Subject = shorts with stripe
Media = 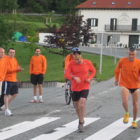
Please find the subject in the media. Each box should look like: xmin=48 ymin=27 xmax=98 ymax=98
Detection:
xmin=0 ymin=81 xmax=2 ymax=96
xmin=3 ymin=81 xmax=18 ymax=95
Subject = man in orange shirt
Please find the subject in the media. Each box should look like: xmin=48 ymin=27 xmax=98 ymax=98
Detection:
xmin=0 ymin=47 xmax=7 ymax=108
xmin=30 ymin=47 xmax=47 ymax=103
xmin=115 ymin=47 xmax=140 ymax=128
xmin=64 ymin=51 xmax=96 ymax=132
xmin=3 ymin=48 xmax=24 ymax=116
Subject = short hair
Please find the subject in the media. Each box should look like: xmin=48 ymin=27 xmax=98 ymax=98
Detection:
xmin=8 ymin=48 xmax=15 ymax=52
xmin=129 ymin=46 xmax=136 ymax=52
xmin=35 ymin=47 xmax=41 ymax=51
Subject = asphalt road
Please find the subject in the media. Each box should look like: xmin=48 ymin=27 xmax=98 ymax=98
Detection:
xmin=0 ymin=78 xmax=140 ymax=140
xmin=79 ymin=46 xmax=140 ymax=59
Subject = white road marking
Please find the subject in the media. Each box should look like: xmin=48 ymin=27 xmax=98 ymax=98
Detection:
xmin=30 ymin=118 xmax=100 ymax=140
xmin=0 ymin=117 xmax=60 ymax=140
xmin=84 ymin=118 xmax=140 ymax=140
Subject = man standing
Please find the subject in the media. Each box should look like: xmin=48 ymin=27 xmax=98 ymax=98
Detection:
xmin=30 ymin=47 xmax=47 ymax=103
xmin=115 ymin=47 xmax=140 ymax=128
xmin=64 ymin=51 xmax=96 ymax=132
xmin=3 ymin=48 xmax=24 ymax=116
xmin=0 ymin=47 xmax=7 ymax=108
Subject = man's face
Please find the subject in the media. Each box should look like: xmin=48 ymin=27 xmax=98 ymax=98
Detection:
xmin=9 ymin=49 xmax=15 ymax=58
xmin=127 ymin=51 xmax=137 ymax=61
xmin=0 ymin=48 xmax=5 ymax=59
xmin=35 ymin=49 xmax=41 ymax=56
xmin=74 ymin=54 xmax=83 ymax=64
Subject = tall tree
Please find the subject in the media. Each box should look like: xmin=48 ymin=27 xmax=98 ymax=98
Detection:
xmin=0 ymin=18 xmax=14 ymax=49
xmin=0 ymin=0 xmax=18 ymax=13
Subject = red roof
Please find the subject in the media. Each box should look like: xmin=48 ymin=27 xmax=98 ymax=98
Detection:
xmin=76 ymin=0 xmax=140 ymax=9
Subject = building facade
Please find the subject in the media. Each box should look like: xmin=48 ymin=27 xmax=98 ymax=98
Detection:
xmin=76 ymin=0 xmax=140 ymax=47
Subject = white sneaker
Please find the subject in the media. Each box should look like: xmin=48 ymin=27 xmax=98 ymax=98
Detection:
xmin=39 ymin=99 xmax=43 ymax=103
xmin=0 ymin=105 xmax=5 ymax=111
xmin=5 ymin=109 xmax=13 ymax=116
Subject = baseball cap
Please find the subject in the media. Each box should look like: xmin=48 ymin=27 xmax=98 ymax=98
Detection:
xmin=71 ymin=47 xmax=81 ymax=54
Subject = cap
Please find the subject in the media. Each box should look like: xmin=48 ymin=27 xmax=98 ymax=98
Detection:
xmin=71 ymin=47 xmax=81 ymax=54
xmin=72 ymin=47 xmax=80 ymax=52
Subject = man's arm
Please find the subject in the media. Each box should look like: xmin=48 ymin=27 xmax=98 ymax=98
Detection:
xmin=114 ymin=60 xmax=121 ymax=86
xmin=42 ymin=56 xmax=47 ymax=74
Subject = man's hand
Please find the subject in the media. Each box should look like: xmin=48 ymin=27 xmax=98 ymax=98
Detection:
xmin=17 ymin=66 xmax=24 ymax=71
xmin=115 ymin=81 xmax=118 ymax=86
xmin=74 ymin=77 xmax=81 ymax=83
xmin=86 ymin=78 xmax=91 ymax=83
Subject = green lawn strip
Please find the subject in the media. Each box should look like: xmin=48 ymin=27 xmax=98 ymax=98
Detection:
xmin=6 ymin=42 xmax=119 ymax=82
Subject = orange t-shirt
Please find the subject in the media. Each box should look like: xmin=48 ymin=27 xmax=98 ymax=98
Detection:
xmin=30 ymin=55 xmax=47 ymax=75
xmin=64 ymin=54 xmax=74 ymax=71
xmin=115 ymin=57 xmax=140 ymax=89
xmin=0 ymin=56 xmax=7 ymax=82
xmin=64 ymin=59 xmax=96 ymax=91
xmin=5 ymin=57 xmax=19 ymax=82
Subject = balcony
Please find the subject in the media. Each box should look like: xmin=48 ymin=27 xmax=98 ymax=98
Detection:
xmin=105 ymin=25 xmax=140 ymax=32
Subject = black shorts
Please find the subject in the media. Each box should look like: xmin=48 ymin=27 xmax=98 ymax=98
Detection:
xmin=3 ymin=81 xmax=18 ymax=95
xmin=31 ymin=74 xmax=44 ymax=85
xmin=71 ymin=90 xmax=89 ymax=102
xmin=127 ymin=88 xmax=139 ymax=94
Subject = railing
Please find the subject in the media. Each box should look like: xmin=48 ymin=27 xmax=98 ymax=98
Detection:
xmin=105 ymin=25 xmax=140 ymax=32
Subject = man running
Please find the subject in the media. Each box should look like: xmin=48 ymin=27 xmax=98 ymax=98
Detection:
xmin=115 ymin=46 xmax=140 ymax=128
xmin=64 ymin=51 xmax=96 ymax=132
xmin=3 ymin=48 xmax=24 ymax=116
xmin=30 ymin=47 xmax=47 ymax=103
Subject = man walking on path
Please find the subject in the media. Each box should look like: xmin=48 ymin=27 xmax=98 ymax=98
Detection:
xmin=64 ymin=51 xmax=96 ymax=132
xmin=115 ymin=47 xmax=140 ymax=128
xmin=3 ymin=48 xmax=24 ymax=116
xmin=0 ymin=47 xmax=7 ymax=108
xmin=30 ymin=47 xmax=47 ymax=103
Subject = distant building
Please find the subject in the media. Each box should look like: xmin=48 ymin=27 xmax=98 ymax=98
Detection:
xmin=76 ymin=0 xmax=140 ymax=48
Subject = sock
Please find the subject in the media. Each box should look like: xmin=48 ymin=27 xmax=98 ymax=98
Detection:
xmin=125 ymin=112 xmax=129 ymax=115
xmin=39 ymin=96 xmax=42 ymax=100
xmin=133 ymin=120 xmax=136 ymax=122
xmin=34 ymin=96 xmax=37 ymax=100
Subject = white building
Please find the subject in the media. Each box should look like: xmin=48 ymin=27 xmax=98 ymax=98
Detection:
xmin=76 ymin=0 xmax=140 ymax=47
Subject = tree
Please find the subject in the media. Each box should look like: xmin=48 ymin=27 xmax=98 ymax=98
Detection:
xmin=44 ymin=15 xmax=94 ymax=56
xmin=0 ymin=0 xmax=18 ymax=13
xmin=0 ymin=18 xmax=14 ymax=50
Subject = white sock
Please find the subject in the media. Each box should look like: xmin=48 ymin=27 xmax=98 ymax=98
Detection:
xmin=34 ymin=96 xmax=37 ymax=100
xmin=39 ymin=96 xmax=42 ymax=100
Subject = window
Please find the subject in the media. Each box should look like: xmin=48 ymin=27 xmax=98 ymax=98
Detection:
xmin=112 ymin=2 xmax=115 ymax=5
xmin=128 ymin=2 xmax=131 ymax=5
xmin=93 ymin=2 xmax=96 ymax=5
xmin=87 ymin=18 xmax=98 ymax=27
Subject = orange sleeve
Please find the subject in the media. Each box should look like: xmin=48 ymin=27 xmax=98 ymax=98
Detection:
xmin=42 ymin=56 xmax=47 ymax=75
xmin=115 ymin=60 xmax=122 ymax=82
xmin=64 ymin=55 xmax=71 ymax=70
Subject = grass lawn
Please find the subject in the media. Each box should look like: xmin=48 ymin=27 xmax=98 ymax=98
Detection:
xmin=5 ymin=42 xmax=119 ymax=82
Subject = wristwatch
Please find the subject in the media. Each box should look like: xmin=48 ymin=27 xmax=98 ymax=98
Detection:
xmin=72 ymin=76 xmax=75 ymax=79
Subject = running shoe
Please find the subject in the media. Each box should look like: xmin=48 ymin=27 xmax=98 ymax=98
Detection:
xmin=123 ymin=114 xmax=129 ymax=123
xmin=30 ymin=99 xmax=37 ymax=103
xmin=5 ymin=109 xmax=13 ymax=116
xmin=39 ymin=99 xmax=43 ymax=103
xmin=132 ymin=122 xmax=137 ymax=129
xmin=78 ymin=121 xmax=84 ymax=132
xmin=0 ymin=105 xmax=5 ymax=111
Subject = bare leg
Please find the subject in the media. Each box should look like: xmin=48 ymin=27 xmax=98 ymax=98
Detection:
xmin=74 ymin=98 xmax=86 ymax=123
xmin=33 ymin=85 xmax=37 ymax=96
xmin=121 ymin=87 xmax=129 ymax=112
xmin=132 ymin=89 xmax=139 ymax=120
xmin=4 ymin=95 xmax=9 ymax=110
xmin=39 ymin=84 xmax=42 ymax=96
xmin=8 ymin=94 xmax=18 ymax=103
